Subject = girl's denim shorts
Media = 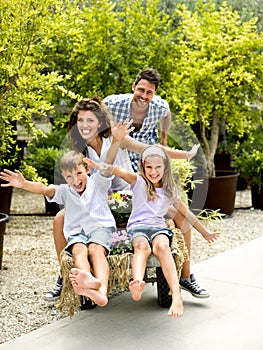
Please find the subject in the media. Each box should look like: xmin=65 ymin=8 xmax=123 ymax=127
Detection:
xmin=128 ymin=226 xmax=173 ymax=246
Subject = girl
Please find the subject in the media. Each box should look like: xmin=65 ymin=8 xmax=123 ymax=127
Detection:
xmin=79 ymin=145 xmax=220 ymax=317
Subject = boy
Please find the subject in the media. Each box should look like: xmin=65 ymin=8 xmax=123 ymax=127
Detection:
xmin=0 ymin=151 xmax=116 ymax=306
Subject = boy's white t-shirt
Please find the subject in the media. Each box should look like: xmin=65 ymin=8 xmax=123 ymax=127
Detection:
xmin=46 ymin=172 xmax=115 ymax=241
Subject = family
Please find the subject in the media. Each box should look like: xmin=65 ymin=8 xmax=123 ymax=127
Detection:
xmin=0 ymin=68 xmax=219 ymax=318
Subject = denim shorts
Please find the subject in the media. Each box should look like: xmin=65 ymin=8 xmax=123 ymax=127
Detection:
xmin=65 ymin=226 xmax=114 ymax=256
xmin=128 ymin=226 xmax=174 ymax=246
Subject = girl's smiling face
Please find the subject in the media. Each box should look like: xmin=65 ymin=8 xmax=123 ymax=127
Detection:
xmin=61 ymin=164 xmax=88 ymax=195
xmin=143 ymin=156 xmax=165 ymax=187
xmin=77 ymin=110 xmax=102 ymax=143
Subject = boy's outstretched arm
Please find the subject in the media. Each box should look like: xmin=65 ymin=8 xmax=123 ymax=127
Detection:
xmin=0 ymin=169 xmax=55 ymax=198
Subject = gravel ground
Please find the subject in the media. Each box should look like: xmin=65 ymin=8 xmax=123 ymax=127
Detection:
xmin=0 ymin=188 xmax=262 ymax=344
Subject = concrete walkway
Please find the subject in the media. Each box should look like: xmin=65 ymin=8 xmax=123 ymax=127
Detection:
xmin=1 ymin=236 xmax=263 ymax=350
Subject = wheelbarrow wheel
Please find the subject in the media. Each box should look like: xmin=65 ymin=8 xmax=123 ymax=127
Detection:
xmin=156 ymin=267 xmax=172 ymax=308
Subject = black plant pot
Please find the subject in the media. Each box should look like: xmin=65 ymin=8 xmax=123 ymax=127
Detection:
xmin=0 ymin=213 xmax=9 ymax=269
xmin=0 ymin=186 xmax=13 ymax=215
xmin=188 ymin=171 xmax=239 ymax=216
xmin=251 ymin=184 xmax=263 ymax=209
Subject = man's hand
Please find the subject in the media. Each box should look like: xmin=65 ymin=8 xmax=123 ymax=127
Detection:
xmin=0 ymin=169 xmax=26 ymax=188
xmin=187 ymin=144 xmax=200 ymax=159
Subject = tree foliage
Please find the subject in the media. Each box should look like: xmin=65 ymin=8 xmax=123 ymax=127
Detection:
xmin=1 ymin=0 xmax=262 ymax=179
xmin=0 ymin=0 xmax=65 ymax=165
xmin=166 ymin=1 xmax=263 ymax=176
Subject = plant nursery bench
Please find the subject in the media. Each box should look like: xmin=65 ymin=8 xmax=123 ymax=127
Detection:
xmin=56 ymin=220 xmax=188 ymax=318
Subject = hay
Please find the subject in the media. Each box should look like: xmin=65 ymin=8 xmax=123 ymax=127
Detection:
xmin=57 ymin=221 xmax=188 ymax=318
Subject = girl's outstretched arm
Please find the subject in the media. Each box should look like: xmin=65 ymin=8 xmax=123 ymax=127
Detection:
xmin=85 ymin=159 xmax=137 ymax=186
xmin=0 ymin=169 xmax=55 ymax=197
xmin=173 ymin=200 xmax=220 ymax=244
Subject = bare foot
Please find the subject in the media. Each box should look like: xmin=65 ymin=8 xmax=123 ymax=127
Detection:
xmin=73 ymin=284 xmax=108 ymax=307
xmin=167 ymin=294 xmax=183 ymax=318
xmin=129 ymin=280 xmax=145 ymax=301
xmin=69 ymin=268 xmax=101 ymax=290
xmin=69 ymin=268 xmax=108 ymax=307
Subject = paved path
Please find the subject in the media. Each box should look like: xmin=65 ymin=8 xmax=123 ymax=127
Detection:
xmin=1 ymin=236 xmax=263 ymax=350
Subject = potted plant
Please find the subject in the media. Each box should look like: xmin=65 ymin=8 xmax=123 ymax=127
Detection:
xmin=231 ymin=128 xmax=263 ymax=209
xmin=166 ymin=2 xmax=263 ymax=215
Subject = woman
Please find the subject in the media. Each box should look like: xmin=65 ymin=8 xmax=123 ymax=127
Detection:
xmin=44 ymin=96 xmax=199 ymax=302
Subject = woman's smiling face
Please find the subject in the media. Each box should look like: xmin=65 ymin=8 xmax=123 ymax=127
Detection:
xmin=77 ymin=110 xmax=102 ymax=143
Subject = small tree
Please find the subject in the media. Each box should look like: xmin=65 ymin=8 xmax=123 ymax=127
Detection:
xmin=167 ymin=1 xmax=263 ymax=177
xmin=0 ymin=0 xmax=65 ymax=167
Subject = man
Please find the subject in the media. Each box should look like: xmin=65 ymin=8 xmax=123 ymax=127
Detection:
xmin=104 ymin=68 xmax=210 ymax=299
xmin=104 ymin=68 xmax=171 ymax=171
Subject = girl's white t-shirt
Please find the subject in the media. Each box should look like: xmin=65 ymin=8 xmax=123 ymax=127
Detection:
xmin=127 ymin=174 xmax=179 ymax=230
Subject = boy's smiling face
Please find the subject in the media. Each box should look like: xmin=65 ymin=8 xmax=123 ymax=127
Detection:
xmin=61 ymin=164 xmax=88 ymax=194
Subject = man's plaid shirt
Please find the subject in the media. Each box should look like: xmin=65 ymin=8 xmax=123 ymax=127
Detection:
xmin=103 ymin=93 xmax=169 ymax=171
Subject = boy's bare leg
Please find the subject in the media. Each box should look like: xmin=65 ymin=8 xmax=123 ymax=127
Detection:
xmin=69 ymin=243 xmax=108 ymax=306
xmin=152 ymin=235 xmax=183 ymax=318
xmin=129 ymin=236 xmax=151 ymax=301
xmin=69 ymin=269 xmax=108 ymax=307
xmin=88 ymin=243 xmax=110 ymax=305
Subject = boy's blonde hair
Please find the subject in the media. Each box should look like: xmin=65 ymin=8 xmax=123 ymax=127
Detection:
xmin=138 ymin=145 xmax=178 ymax=202
xmin=59 ymin=151 xmax=88 ymax=172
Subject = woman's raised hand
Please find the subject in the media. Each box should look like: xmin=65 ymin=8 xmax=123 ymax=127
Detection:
xmin=110 ymin=120 xmax=135 ymax=142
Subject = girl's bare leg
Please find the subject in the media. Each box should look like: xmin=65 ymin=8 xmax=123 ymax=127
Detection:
xmin=152 ymin=235 xmax=183 ymax=318
xmin=129 ymin=236 xmax=151 ymax=301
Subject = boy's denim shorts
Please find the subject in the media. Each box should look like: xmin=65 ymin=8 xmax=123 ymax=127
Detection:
xmin=65 ymin=226 xmax=114 ymax=256
xmin=128 ymin=226 xmax=174 ymax=246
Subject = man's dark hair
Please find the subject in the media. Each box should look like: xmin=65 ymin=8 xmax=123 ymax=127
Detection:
xmin=134 ymin=68 xmax=161 ymax=90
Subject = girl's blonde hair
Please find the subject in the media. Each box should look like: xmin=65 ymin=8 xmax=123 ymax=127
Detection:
xmin=138 ymin=145 xmax=178 ymax=202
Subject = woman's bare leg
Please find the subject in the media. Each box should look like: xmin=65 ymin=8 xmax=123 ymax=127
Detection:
xmin=173 ymin=210 xmax=191 ymax=278
xmin=53 ymin=209 xmax=67 ymax=264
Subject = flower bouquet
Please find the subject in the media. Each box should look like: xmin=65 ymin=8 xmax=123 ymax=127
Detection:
xmin=108 ymin=190 xmax=132 ymax=226
xmin=109 ymin=230 xmax=133 ymax=255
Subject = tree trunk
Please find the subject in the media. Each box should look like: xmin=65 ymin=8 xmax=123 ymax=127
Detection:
xmin=201 ymin=113 xmax=220 ymax=177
